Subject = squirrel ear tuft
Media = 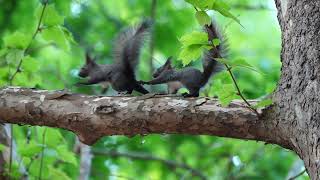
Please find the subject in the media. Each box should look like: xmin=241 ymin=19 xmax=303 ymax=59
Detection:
xmin=165 ymin=56 xmax=172 ymax=64
xmin=85 ymin=52 xmax=94 ymax=64
xmin=165 ymin=56 xmax=173 ymax=68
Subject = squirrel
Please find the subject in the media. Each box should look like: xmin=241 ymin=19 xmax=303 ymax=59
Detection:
xmin=76 ymin=20 xmax=151 ymax=94
xmin=139 ymin=21 xmax=228 ymax=97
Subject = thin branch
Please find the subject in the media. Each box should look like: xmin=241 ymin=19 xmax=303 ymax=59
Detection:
xmin=38 ymin=128 xmax=47 ymax=180
xmin=288 ymin=169 xmax=306 ymax=180
xmin=7 ymin=2 xmax=48 ymax=177
xmin=9 ymin=1 xmax=48 ymax=85
xmin=193 ymin=8 xmax=259 ymax=116
xmin=231 ymin=3 xmax=274 ymax=11
xmin=92 ymin=149 xmax=207 ymax=180
xmin=8 ymin=124 xmax=13 ymax=179
xmin=224 ymin=64 xmax=259 ymax=116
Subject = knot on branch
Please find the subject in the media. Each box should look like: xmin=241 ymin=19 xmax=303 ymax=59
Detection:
xmin=95 ymin=105 xmax=116 ymax=114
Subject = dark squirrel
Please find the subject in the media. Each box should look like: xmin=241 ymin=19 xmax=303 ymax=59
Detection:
xmin=139 ymin=21 xmax=228 ymax=97
xmin=77 ymin=20 xmax=151 ymax=94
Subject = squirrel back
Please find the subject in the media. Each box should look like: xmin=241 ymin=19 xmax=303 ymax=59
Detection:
xmin=141 ymin=21 xmax=227 ymax=97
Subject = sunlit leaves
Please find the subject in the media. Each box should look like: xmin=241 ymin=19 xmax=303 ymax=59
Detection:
xmin=215 ymin=58 xmax=261 ymax=73
xmin=22 ymin=56 xmax=40 ymax=72
xmin=18 ymin=141 xmax=43 ymax=157
xmin=6 ymin=49 xmax=24 ymax=65
xmin=179 ymin=31 xmax=208 ymax=46
xmin=3 ymin=32 xmax=31 ymax=49
xmin=42 ymin=26 xmax=71 ymax=51
xmin=37 ymin=4 xmax=65 ymax=26
xmin=178 ymin=31 xmax=209 ymax=65
xmin=49 ymin=167 xmax=72 ymax=180
xmin=195 ymin=10 xmax=211 ymax=25
xmin=36 ymin=4 xmax=74 ymax=51
xmin=253 ymin=99 xmax=273 ymax=108
xmin=0 ymin=144 xmax=6 ymax=152
xmin=56 ymin=145 xmax=78 ymax=166
xmin=185 ymin=0 xmax=241 ymax=26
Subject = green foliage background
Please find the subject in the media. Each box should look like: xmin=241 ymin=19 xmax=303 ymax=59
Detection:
xmin=0 ymin=0 xmax=308 ymax=179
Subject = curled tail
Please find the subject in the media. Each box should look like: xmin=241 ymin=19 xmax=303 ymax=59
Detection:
xmin=113 ymin=20 xmax=152 ymax=77
xmin=201 ymin=21 xmax=228 ymax=86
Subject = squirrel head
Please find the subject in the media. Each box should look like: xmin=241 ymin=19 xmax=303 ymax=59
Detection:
xmin=153 ymin=56 xmax=173 ymax=78
xmin=78 ymin=52 xmax=97 ymax=78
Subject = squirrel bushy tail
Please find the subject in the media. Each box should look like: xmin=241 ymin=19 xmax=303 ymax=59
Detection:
xmin=201 ymin=21 xmax=228 ymax=86
xmin=113 ymin=20 xmax=152 ymax=76
xmin=77 ymin=20 xmax=151 ymax=94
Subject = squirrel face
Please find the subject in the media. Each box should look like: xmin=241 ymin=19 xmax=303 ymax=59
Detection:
xmin=153 ymin=56 xmax=173 ymax=78
xmin=78 ymin=53 xmax=97 ymax=78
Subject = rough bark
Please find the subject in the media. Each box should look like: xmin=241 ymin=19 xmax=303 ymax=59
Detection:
xmin=0 ymin=87 xmax=289 ymax=149
xmin=273 ymin=0 xmax=320 ymax=179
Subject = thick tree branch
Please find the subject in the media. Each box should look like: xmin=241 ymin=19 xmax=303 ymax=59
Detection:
xmin=0 ymin=87 xmax=290 ymax=149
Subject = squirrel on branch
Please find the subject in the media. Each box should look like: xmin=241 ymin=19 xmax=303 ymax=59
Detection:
xmin=76 ymin=20 xmax=151 ymax=94
xmin=139 ymin=21 xmax=228 ymax=97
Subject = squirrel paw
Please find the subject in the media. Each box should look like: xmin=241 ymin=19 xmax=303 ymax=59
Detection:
xmin=138 ymin=80 xmax=148 ymax=85
xmin=182 ymin=93 xmax=199 ymax=98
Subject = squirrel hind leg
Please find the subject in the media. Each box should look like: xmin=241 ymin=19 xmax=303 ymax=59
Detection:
xmin=133 ymin=83 xmax=149 ymax=94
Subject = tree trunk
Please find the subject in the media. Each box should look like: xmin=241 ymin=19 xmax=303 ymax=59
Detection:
xmin=273 ymin=0 xmax=320 ymax=179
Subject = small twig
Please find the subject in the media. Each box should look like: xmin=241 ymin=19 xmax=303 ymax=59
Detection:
xmin=288 ymin=169 xmax=306 ymax=180
xmin=207 ymin=36 xmax=259 ymax=116
xmin=224 ymin=64 xmax=259 ymax=116
xmin=8 ymin=125 xmax=13 ymax=180
xmin=7 ymin=2 xmax=48 ymax=177
xmin=9 ymin=1 xmax=48 ymax=85
xmin=38 ymin=128 xmax=47 ymax=180
xmin=93 ymin=149 xmax=207 ymax=180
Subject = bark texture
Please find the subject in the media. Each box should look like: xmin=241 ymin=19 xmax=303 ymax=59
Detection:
xmin=0 ymin=87 xmax=287 ymax=148
xmin=273 ymin=0 xmax=320 ymax=179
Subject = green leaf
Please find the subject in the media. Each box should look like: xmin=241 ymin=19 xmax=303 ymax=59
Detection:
xmin=18 ymin=141 xmax=43 ymax=157
xmin=217 ymin=84 xmax=237 ymax=106
xmin=42 ymin=26 xmax=70 ymax=51
xmin=215 ymin=58 xmax=261 ymax=73
xmin=253 ymin=99 xmax=273 ymax=109
xmin=49 ymin=167 xmax=72 ymax=180
xmin=195 ymin=11 xmax=211 ymax=26
xmin=22 ymin=56 xmax=40 ymax=72
xmin=179 ymin=31 xmax=208 ymax=47
xmin=179 ymin=44 xmax=203 ymax=66
xmin=45 ymin=129 xmax=65 ymax=148
xmin=0 ymin=144 xmax=6 ymax=152
xmin=185 ymin=0 xmax=212 ymax=10
xmin=210 ymin=0 xmax=242 ymax=26
xmin=0 ymin=48 xmax=8 ymax=57
xmin=212 ymin=38 xmax=220 ymax=46
xmin=61 ymin=26 xmax=76 ymax=44
xmin=56 ymin=145 xmax=77 ymax=166
xmin=37 ymin=4 xmax=64 ymax=26
xmin=3 ymin=31 xmax=31 ymax=49
xmin=6 ymin=49 xmax=24 ymax=65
